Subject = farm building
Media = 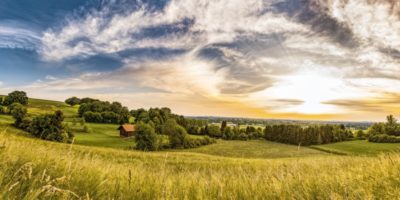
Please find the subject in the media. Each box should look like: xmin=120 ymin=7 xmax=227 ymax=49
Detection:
xmin=118 ymin=124 xmax=136 ymax=137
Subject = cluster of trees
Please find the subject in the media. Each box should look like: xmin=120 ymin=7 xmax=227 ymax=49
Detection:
xmin=199 ymin=123 xmax=264 ymax=140
xmin=131 ymin=107 xmax=187 ymax=133
xmin=4 ymin=91 xmax=74 ymax=143
xmin=65 ymin=97 xmax=99 ymax=106
xmin=134 ymin=119 xmax=215 ymax=151
xmin=264 ymin=124 xmax=353 ymax=146
xmin=0 ymin=91 xmax=29 ymax=106
xmin=367 ymin=115 xmax=400 ymax=143
xmin=76 ymin=99 xmax=130 ymax=124
xmin=0 ymin=91 xmax=29 ymax=114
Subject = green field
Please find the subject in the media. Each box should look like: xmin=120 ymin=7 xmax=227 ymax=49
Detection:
xmin=312 ymin=140 xmax=400 ymax=155
xmin=1 ymin=98 xmax=400 ymax=199
xmin=184 ymin=139 xmax=328 ymax=159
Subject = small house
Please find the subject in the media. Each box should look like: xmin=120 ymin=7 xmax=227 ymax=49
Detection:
xmin=118 ymin=124 xmax=136 ymax=137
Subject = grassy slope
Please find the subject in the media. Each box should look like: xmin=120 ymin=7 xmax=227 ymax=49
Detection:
xmin=184 ymin=140 xmax=328 ymax=159
xmin=72 ymin=123 xmax=134 ymax=149
xmin=312 ymin=140 xmax=400 ymax=155
xmin=1 ymin=126 xmax=400 ymax=199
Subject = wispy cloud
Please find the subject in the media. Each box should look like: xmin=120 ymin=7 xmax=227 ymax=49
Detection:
xmin=1 ymin=0 xmax=399 ymax=120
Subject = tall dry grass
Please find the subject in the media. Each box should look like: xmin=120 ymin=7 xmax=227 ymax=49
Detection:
xmin=1 ymin=126 xmax=400 ymax=199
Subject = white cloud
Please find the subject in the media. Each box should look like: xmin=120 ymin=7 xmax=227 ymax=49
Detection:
xmin=0 ymin=24 xmax=41 ymax=50
xmin=39 ymin=0 xmax=308 ymax=61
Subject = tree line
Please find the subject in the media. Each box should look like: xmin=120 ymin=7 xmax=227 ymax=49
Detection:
xmin=68 ymin=97 xmax=131 ymax=124
xmin=264 ymin=124 xmax=353 ymax=146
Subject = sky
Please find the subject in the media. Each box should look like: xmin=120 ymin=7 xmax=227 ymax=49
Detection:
xmin=0 ymin=0 xmax=399 ymax=121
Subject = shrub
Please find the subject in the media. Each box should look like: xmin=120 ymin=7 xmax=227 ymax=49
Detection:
xmin=65 ymin=97 xmax=81 ymax=106
xmin=135 ymin=122 xmax=159 ymax=151
xmin=0 ymin=105 xmax=5 ymax=114
xmin=3 ymin=91 xmax=28 ymax=106
xmin=183 ymin=136 xmax=216 ymax=149
xmin=207 ymin=125 xmax=222 ymax=138
xmin=28 ymin=110 xmax=74 ymax=143
xmin=10 ymin=103 xmax=27 ymax=128
xmin=368 ymin=134 xmax=400 ymax=143
xmin=169 ymin=125 xmax=188 ymax=149
xmin=83 ymin=112 xmax=103 ymax=123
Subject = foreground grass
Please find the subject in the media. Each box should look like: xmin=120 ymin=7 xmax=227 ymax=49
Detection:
xmin=184 ymin=140 xmax=328 ymax=159
xmin=312 ymin=140 xmax=400 ymax=155
xmin=1 ymin=125 xmax=400 ymax=199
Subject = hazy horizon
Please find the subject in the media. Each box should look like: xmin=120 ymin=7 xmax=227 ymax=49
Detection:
xmin=1 ymin=0 xmax=399 ymax=121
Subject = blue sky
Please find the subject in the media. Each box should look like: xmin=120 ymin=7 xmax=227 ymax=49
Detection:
xmin=0 ymin=0 xmax=399 ymax=121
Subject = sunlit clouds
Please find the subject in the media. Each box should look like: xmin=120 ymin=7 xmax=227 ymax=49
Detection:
xmin=1 ymin=0 xmax=400 ymax=121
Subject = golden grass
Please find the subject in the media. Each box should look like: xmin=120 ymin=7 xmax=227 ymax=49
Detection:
xmin=1 ymin=126 xmax=400 ymax=199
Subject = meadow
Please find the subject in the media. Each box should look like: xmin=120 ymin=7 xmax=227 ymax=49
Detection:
xmin=1 ymin=98 xmax=400 ymax=199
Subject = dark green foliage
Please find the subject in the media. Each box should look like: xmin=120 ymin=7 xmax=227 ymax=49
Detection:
xmin=28 ymin=110 xmax=74 ymax=143
xmin=79 ymin=97 xmax=99 ymax=104
xmin=183 ymin=136 xmax=216 ymax=148
xmin=135 ymin=122 xmax=158 ymax=151
xmin=10 ymin=103 xmax=27 ymax=127
xmin=79 ymin=100 xmax=130 ymax=124
xmin=221 ymin=121 xmax=227 ymax=132
xmin=131 ymin=107 xmax=192 ymax=134
xmin=0 ymin=105 xmax=5 ymax=114
xmin=65 ymin=97 xmax=81 ymax=106
xmin=207 ymin=125 xmax=222 ymax=138
xmin=367 ymin=115 xmax=400 ymax=143
xmin=162 ymin=119 xmax=187 ymax=149
xmin=368 ymin=123 xmax=386 ymax=136
xmin=83 ymin=111 xmax=103 ymax=122
xmin=356 ymin=130 xmax=366 ymax=139
xmin=3 ymin=91 xmax=28 ymax=106
xmin=169 ymin=125 xmax=188 ymax=149
xmin=368 ymin=115 xmax=400 ymax=143
xmin=368 ymin=134 xmax=400 ymax=143
xmin=264 ymin=124 xmax=351 ymax=146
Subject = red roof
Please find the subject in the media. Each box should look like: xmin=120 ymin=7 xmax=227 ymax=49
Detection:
xmin=119 ymin=124 xmax=135 ymax=132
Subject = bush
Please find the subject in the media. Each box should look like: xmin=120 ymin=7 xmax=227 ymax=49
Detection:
xmin=368 ymin=134 xmax=400 ymax=143
xmin=135 ymin=122 xmax=159 ymax=151
xmin=183 ymin=136 xmax=216 ymax=149
xmin=83 ymin=112 xmax=103 ymax=123
xmin=65 ymin=97 xmax=81 ymax=106
xmin=28 ymin=110 xmax=74 ymax=143
xmin=207 ymin=125 xmax=222 ymax=138
xmin=0 ymin=105 xmax=5 ymax=114
xmin=10 ymin=103 xmax=27 ymax=128
xmin=3 ymin=91 xmax=28 ymax=106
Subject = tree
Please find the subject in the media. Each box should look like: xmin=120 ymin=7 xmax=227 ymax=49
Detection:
xmin=356 ymin=130 xmax=364 ymax=138
xmin=385 ymin=115 xmax=399 ymax=136
xmin=10 ymin=103 xmax=27 ymax=127
xmin=135 ymin=122 xmax=158 ymax=151
xmin=3 ymin=91 xmax=28 ymax=106
xmin=368 ymin=123 xmax=386 ymax=136
xmin=169 ymin=125 xmax=187 ymax=149
xmin=65 ymin=97 xmax=81 ymax=106
xmin=221 ymin=121 xmax=227 ymax=132
xmin=28 ymin=110 xmax=73 ymax=143
xmin=207 ymin=125 xmax=222 ymax=138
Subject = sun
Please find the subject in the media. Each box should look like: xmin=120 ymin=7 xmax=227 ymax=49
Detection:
xmin=252 ymin=63 xmax=365 ymax=115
